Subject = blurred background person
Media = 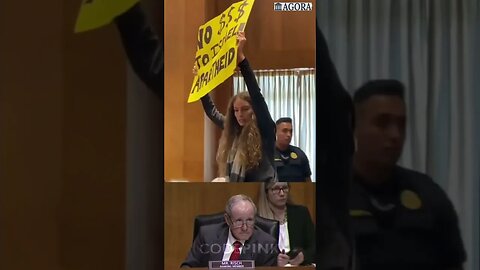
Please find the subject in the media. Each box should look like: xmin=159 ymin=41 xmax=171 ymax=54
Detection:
xmin=350 ymin=80 xmax=466 ymax=270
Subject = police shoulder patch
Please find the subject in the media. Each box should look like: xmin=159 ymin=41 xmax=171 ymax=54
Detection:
xmin=400 ymin=190 xmax=422 ymax=210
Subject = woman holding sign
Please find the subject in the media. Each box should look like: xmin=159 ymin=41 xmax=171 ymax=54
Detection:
xmin=198 ymin=32 xmax=276 ymax=182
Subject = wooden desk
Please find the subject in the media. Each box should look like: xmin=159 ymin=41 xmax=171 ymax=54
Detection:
xmin=181 ymin=267 xmax=315 ymax=270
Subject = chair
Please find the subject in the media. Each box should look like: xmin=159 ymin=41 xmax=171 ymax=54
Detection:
xmin=192 ymin=212 xmax=279 ymax=243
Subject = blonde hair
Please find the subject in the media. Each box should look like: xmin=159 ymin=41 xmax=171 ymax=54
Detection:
xmin=257 ymin=182 xmax=293 ymax=220
xmin=216 ymin=92 xmax=262 ymax=176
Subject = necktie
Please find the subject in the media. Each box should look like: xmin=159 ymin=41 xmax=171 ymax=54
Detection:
xmin=229 ymin=241 xmax=242 ymax=261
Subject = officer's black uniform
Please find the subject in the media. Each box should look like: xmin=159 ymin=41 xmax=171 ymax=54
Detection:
xmin=349 ymin=166 xmax=466 ymax=270
xmin=274 ymin=145 xmax=311 ymax=182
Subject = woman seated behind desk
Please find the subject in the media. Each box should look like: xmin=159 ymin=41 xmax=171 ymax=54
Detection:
xmin=257 ymin=182 xmax=315 ymax=266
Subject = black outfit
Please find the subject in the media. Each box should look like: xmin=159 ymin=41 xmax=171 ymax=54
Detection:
xmin=315 ymin=19 xmax=355 ymax=270
xmin=115 ymin=4 xmax=165 ymax=182
xmin=285 ymin=204 xmax=316 ymax=265
xmin=181 ymin=223 xmax=279 ymax=268
xmin=115 ymin=5 xmax=166 ymax=265
xmin=350 ymin=166 xmax=466 ymax=270
xmin=274 ymin=145 xmax=311 ymax=182
xmin=201 ymin=58 xmax=276 ymax=182
xmin=115 ymin=3 xmax=164 ymax=95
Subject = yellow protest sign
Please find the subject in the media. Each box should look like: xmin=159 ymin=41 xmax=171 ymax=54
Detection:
xmin=74 ymin=0 xmax=139 ymax=33
xmin=188 ymin=0 xmax=255 ymax=103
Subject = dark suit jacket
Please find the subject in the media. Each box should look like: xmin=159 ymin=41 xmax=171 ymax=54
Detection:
xmin=286 ymin=204 xmax=316 ymax=265
xmin=181 ymin=223 xmax=279 ymax=268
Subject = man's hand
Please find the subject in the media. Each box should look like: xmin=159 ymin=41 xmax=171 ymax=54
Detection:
xmin=236 ymin=31 xmax=246 ymax=64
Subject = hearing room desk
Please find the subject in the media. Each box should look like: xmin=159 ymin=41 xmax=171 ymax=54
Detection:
xmin=179 ymin=267 xmax=315 ymax=269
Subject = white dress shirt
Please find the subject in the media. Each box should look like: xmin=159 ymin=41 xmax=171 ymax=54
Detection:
xmin=278 ymin=222 xmax=291 ymax=253
xmin=222 ymin=229 xmax=246 ymax=261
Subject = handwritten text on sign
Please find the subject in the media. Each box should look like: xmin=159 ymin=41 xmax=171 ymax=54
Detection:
xmin=188 ymin=0 xmax=255 ymax=103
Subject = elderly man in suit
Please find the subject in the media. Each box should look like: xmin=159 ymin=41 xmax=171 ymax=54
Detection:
xmin=181 ymin=195 xmax=280 ymax=267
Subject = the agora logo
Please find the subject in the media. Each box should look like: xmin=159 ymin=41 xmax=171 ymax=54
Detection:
xmin=273 ymin=2 xmax=313 ymax=11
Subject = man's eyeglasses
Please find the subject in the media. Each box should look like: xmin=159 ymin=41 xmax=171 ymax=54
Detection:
xmin=228 ymin=216 xmax=255 ymax=228
xmin=269 ymin=186 xmax=289 ymax=194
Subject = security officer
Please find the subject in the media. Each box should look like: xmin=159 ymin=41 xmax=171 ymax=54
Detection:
xmin=350 ymin=80 xmax=466 ymax=270
xmin=274 ymin=117 xmax=312 ymax=182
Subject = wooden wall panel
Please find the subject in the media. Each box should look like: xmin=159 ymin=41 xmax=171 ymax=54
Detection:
xmin=0 ymin=0 xmax=127 ymax=269
xmin=165 ymin=0 xmax=206 ymax=181
xmin=0 ymin=0 xmax=64 ymax=269
xmin=213 ymin=0 xmax=316 ymax=69
xmin=164 ymin=183 xmax=316 ymax=269
xmin=57 ymin=1 xmax=127 ymax=269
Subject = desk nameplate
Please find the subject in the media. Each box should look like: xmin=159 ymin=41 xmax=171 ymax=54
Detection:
xmin=208 ymin=260 xmax=255 ymax=269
